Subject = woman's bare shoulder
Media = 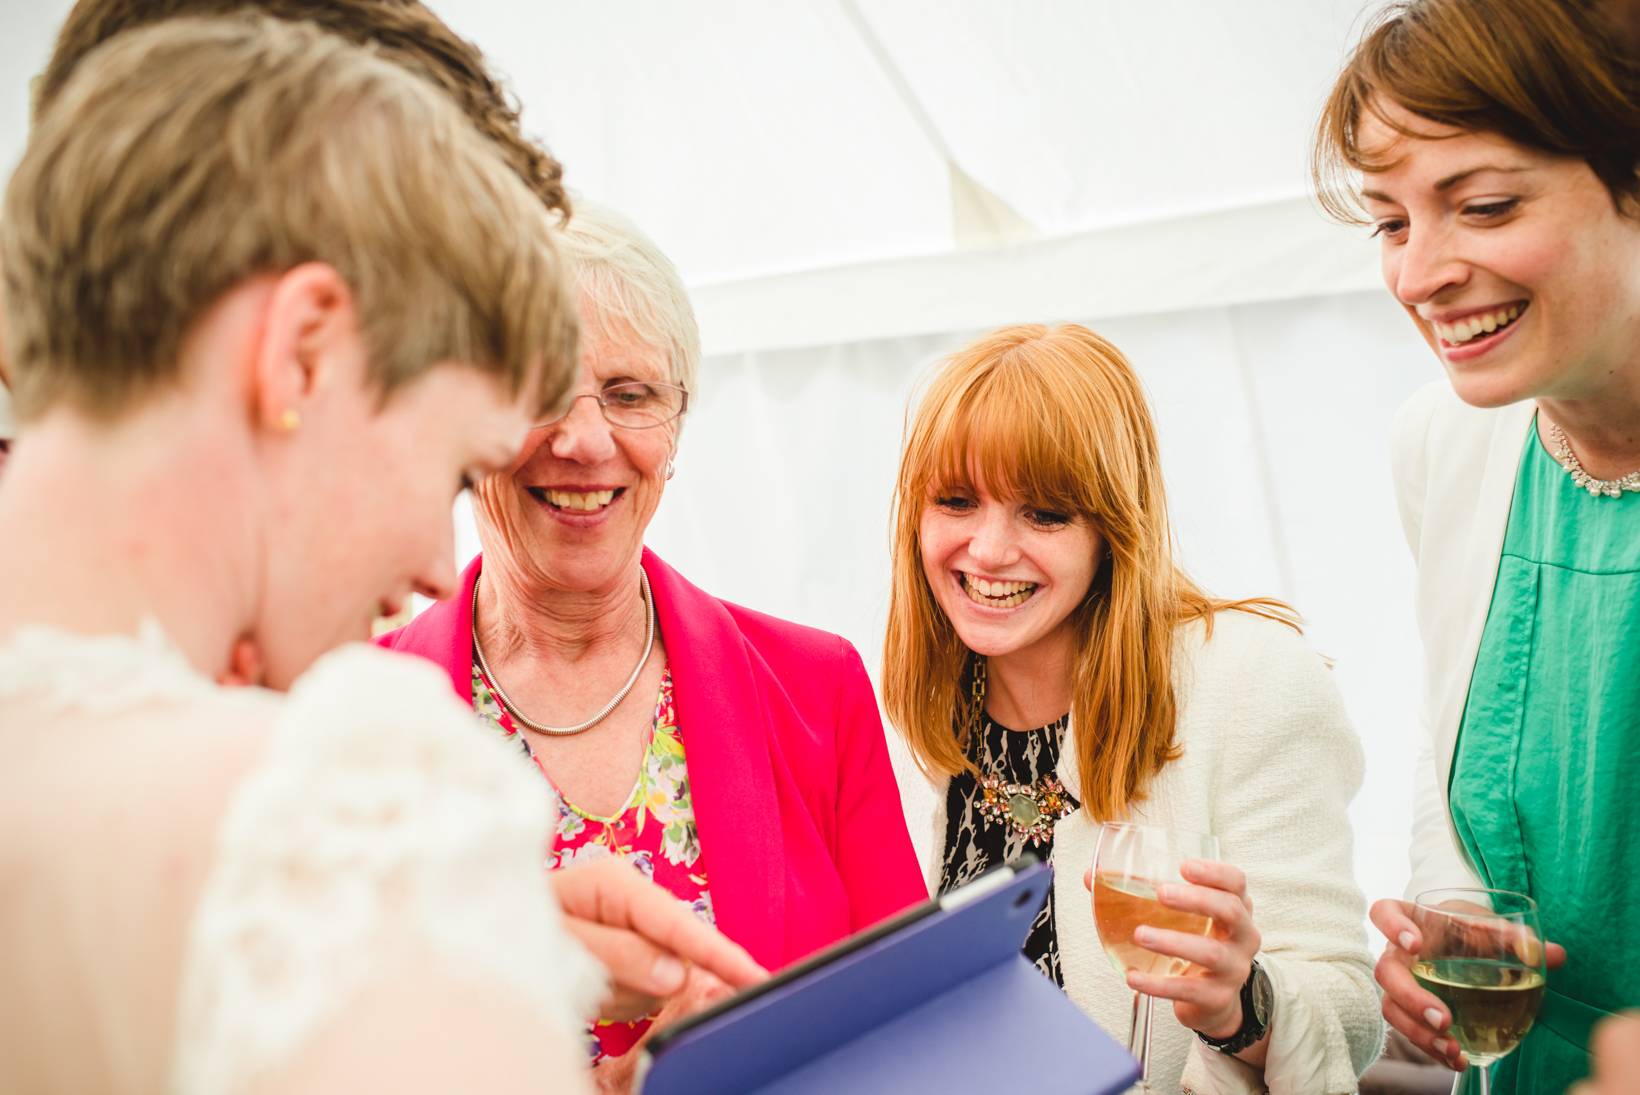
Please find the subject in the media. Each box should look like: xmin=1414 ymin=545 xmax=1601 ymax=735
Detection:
xmin=0 ymin=628 xmax=281 ymax=857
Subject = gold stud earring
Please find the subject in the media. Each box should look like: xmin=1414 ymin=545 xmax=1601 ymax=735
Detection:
xmin=280 ymin=409 xmax=301 ymax=431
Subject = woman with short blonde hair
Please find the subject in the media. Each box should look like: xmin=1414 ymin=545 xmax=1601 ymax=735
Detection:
xmin=885 ymin=323 xmax=1380 ymax=1094
xmin=378 ymin=200 xmax=925 ymax=1086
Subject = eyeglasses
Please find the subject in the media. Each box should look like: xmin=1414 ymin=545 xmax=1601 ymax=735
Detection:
xmin=535 ymin=381 xmax=690 ymax=431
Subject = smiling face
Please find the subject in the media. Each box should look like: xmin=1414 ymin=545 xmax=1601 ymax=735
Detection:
xmin=1359 ymin=101 xmax=1640 ymax=408
xmin=473 ymin=303 xmax=678 ymax=595
xmin=259 ymin=357 xmax=535 ymax=688
xmin=918 ymin=473 xmax=1103 ymax=662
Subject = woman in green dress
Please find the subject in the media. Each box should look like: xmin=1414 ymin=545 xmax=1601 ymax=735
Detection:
xmin=1314 ymin=1 xmax=1640 ymax=1091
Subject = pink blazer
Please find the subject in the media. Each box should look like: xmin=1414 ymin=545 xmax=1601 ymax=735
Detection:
xmin=375 ymin=548 xmax=927 ymax=970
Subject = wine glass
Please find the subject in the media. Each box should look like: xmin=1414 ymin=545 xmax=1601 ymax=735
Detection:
xmin=1092 ymin=822 xmax=1221 ymax=1091
xmin=1412 ymin=888 xmax=1546 ymax=1095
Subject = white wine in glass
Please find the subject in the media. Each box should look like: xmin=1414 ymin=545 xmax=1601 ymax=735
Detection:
xmin=1093 ymin=873 xmax=1215 ymax=978
xmin=1412 ymin=888 xmax=1547 ymax=1093
xmin=1092 ymin=823 xmax=1220 ymax=1092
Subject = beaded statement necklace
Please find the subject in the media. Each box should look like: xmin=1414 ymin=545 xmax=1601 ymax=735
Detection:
xmin=1547 ymin=420 xmax=1640 ymax=498
xmin=967 ymin=657 xmax=1075 ymax=847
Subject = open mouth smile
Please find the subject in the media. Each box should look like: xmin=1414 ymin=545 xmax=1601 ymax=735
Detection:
xmin=526 ymin=486 xmax=626 ymax=513
xmin=961 ymin=572 xmax=1038 ymax=608
xmin=1433 ymin=303 xmax=1526 ymax=350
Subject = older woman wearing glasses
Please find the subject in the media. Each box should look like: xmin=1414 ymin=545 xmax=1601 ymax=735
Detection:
xmin=377 ymin=202 xmax=925 ymax=1084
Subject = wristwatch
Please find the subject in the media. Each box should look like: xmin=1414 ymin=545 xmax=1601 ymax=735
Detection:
xmin=1197 ymin=959 xmax=1273 ymax=1056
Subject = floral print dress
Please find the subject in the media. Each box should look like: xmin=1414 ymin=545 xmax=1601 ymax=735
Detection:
xmin=472 ymin=661 xmax=711 ymax=1063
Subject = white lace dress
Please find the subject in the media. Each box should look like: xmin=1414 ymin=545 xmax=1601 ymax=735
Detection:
xmin=0 ymin=625 xmax=603 ymax=1095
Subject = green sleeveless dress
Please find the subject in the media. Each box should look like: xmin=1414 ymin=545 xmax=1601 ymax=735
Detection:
xmin=1448 ymin=419 xmax=1640 ymax=1093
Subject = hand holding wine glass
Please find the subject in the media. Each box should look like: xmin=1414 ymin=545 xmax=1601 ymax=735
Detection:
xmin=1123 ymin=858 xmax=1263 ymax=1041
xmin=1092 ymin=823 xmax=1265 ymax=1087
xmin=1406 ymin=888 xmax=1548 ymax=1094
xmin=1370 ymin=894 xmax=1565 ymax=1072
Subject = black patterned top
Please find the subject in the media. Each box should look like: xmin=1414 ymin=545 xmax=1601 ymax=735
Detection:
xmin=937 ymin=710 xmax=1077 ymax=984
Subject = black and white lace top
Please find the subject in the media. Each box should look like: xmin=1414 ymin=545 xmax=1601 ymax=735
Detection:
xmin=936 ymin=710 xmax=1077 ymax=984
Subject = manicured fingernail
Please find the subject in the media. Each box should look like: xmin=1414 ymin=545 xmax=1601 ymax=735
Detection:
xmin=1135 ymin=927 xmax=1155 ymax=945
xmin=651 ymin=955 xmax=685 ymax=992
xmin=1424 ymin=1007 xmax=1445 ymax=1030
xmin=1433 ymin=1038 xmax=1450 ymax=1056
xmin=1157 ymin=885 xmax=1175 ymax=902
xmin=1399 ymin=931 xmax=1415 ymax=951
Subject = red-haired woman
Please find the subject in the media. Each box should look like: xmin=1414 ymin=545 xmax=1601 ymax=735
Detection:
xmin=883 ymin=324 xmax=1380 ymax=1095
xmin=1314 ymin=2 xmax=1640 ymax=1090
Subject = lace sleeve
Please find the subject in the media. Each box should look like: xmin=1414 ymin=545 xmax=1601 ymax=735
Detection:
xmin=169 ymin=643 xmax=605 ymax=1095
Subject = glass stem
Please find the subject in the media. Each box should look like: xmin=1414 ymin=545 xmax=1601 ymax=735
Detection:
xmin=1129 ymin=992 xmax=1155 ymax=1090
xmin=1451 ymin=1065 xmax=1489 ymax=1095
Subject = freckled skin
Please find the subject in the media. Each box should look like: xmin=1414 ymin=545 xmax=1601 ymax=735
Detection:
xmin=1358 ymin=103 xmax=1640 ymax=479
xmin=917 ymin=475 xmax=1100 ymax=732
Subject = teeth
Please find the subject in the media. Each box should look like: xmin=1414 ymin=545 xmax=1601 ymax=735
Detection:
xmin=1436 ymin=306 xmax=1522 ymax=345
xmin=962 ymin=574 xmax=1037 ymax=606
xmin=546 ymin=489 xmax=615 ymax=511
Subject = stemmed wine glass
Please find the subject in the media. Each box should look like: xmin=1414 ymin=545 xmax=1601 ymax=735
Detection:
xmin=1092 ymin=822 xmax=1221 ymax=1092
xmin=1412 ymin=888 xmax=1546 ymax=1095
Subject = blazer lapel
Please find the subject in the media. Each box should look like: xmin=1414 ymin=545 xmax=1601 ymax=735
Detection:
xmin=1433 ymin=403 xmax=1535 ymax=801
xmin=641 ymin=549 xmax=786 ymax=969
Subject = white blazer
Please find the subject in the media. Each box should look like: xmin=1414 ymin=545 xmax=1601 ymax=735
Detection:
xmin=919 ymin=610 xmax=1381 ymax=1095
xmin=1389 ymin=381 xmax=1536 ymax=900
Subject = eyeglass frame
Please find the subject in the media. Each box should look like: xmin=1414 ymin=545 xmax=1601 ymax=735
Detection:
xmin=533 ymin=380 xmax=690 ymax=431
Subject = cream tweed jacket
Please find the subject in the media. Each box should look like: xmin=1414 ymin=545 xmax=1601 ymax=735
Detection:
xmin=916 ymin=610 xmax=1382 ymax=1094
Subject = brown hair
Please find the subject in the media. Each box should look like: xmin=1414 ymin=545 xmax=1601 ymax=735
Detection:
xmin=1314 ymin=0 xmax=1640 ymax=222
xmin=37 ymin=0 xmax=567 ymax=215
xmin=882 ymin=325 xmax=1296 ymax=823
xmin=3 ymin=16 xmax=577 ymax=421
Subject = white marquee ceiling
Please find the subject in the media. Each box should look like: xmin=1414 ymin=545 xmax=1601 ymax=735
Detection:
xmin=1 ymin=1 xmax=1384 ymax=355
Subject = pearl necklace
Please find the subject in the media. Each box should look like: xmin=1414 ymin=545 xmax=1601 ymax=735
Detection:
xmin=1547 ymin=421 xmax=1640 ymax=498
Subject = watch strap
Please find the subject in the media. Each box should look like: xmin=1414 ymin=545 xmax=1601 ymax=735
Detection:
xmin=1195 ymin=960 xmax=1270 ymax=1056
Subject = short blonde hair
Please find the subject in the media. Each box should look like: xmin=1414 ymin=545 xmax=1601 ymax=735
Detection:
xmin=555 ymin=202 xmax=700 ymax=393
xmin=882 ymin=324 xmax=1296 ymax=823
xmin=2 ymin=15 xmax=577 ymax=422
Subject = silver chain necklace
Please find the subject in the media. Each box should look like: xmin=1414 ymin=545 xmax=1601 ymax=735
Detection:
xmin=1547 ymin=421 xmax=1640 ymax=498
xmin=471 ymin=568 xmax=655 ymax=736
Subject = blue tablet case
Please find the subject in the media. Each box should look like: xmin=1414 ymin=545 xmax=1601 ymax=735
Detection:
xmin=636 ymin=863 xmax=1140 ymax=1095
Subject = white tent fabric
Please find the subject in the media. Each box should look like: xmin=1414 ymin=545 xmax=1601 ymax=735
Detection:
xmin=0 ymin=0 xmax=1433 ymax=943
xmin=434 ymin=0 xmax=1378 ymax=290
xmin=640 ymin=291 xmax=1441 ymax=938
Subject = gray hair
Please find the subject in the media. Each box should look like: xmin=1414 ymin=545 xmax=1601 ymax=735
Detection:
xmin=0 ymin=382 xmax=14 ymax=440
xmin=557 ymin=201 xmax=700 ymax=394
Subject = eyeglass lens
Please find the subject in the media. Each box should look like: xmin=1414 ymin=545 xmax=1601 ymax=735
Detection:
xmin=538 ymin=382 xmax=687 ymax=430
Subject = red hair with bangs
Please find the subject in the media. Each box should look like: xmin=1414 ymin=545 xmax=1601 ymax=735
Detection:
xmin=883 ymin=324 xmax=1295 ymax=822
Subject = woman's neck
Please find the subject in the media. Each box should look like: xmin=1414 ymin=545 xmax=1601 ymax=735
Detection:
xmin=475 ymin=549 xmax=649 ymax=669
xmin=982 ymin=629 xmax=1077 ymax=733
xmin=1536 ymin=355 xmax=1640 ymax=479
xmin=0 ymin=400 xmax=258 ymax=679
